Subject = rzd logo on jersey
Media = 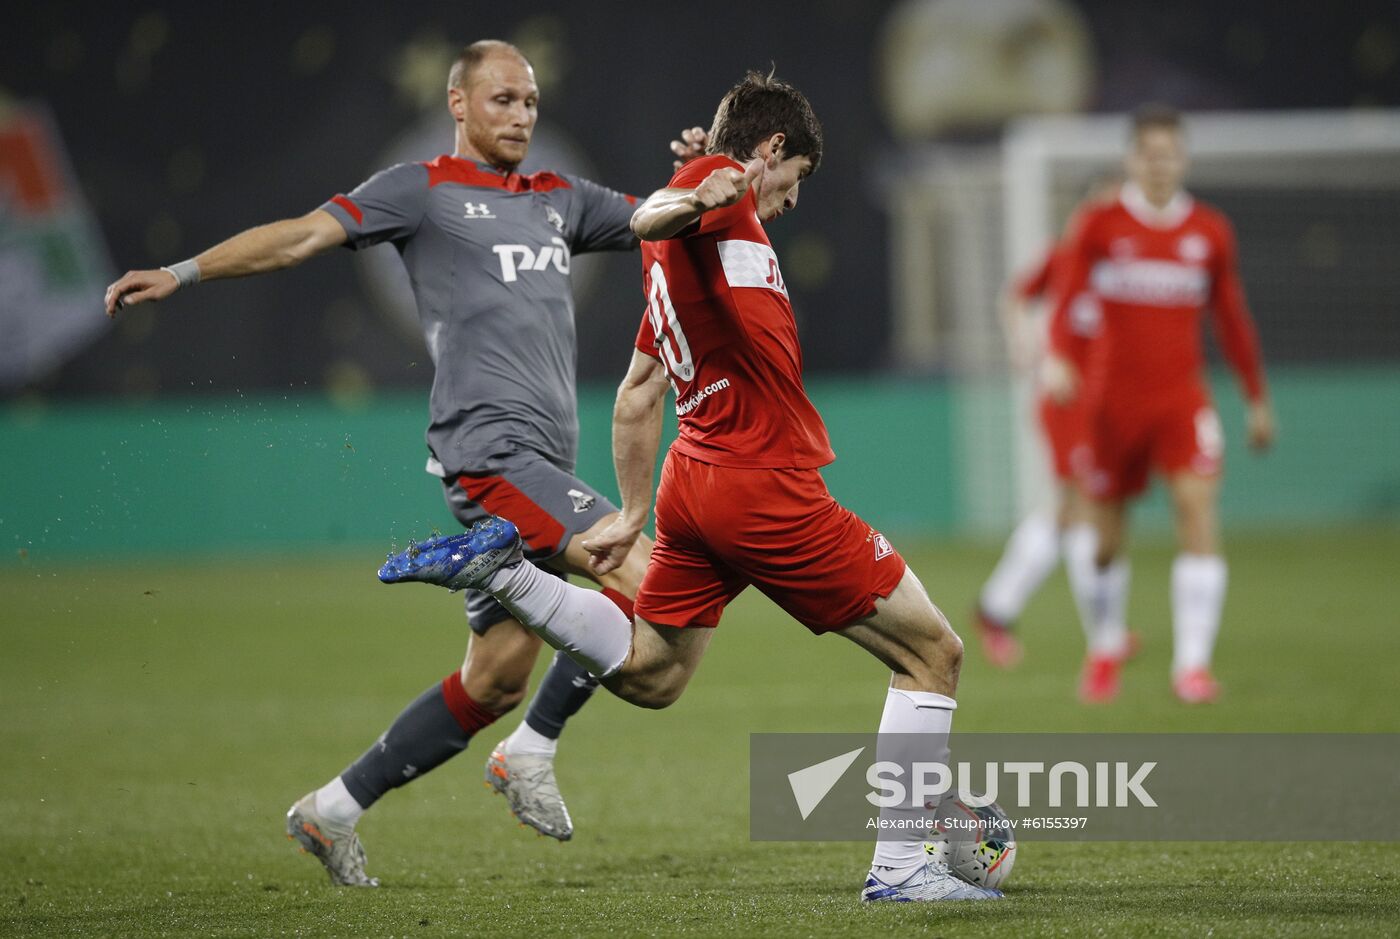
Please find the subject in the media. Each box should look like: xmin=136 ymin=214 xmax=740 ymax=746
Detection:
xmin=494 ymin=237 xmax=571 ymax=283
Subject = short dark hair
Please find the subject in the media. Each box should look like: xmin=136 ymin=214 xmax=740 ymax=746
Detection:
xmin=448 ymin=40 xmax=529 ymax=90
xmin=707 ymin=69 xmax=823 ymax=173
xmin=1131 ymin=103 xmax=1183 ymax=139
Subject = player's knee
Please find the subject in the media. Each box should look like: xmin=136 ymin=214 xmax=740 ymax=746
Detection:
xmin=928 ymin=610 xmax=964 ymax=677
xmin=896 ymin=607 xmax=962 ymax=686
xmin=469 ymin=685 xmax=527 ymax=715
xmin=460 ymin=669 xmax=529 ymax=714
xmin=614 ymin=670 xmax=685 ymax=710
xmin=1094 ymin=533 xmax=1122 ymax=568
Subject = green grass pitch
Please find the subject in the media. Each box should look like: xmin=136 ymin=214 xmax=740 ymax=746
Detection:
xmin=3 ymin=528 xmax=1398 ymax=937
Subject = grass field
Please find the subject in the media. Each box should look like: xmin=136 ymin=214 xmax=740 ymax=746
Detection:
xmin=3 ymin=528 xmax=1398 ymax=937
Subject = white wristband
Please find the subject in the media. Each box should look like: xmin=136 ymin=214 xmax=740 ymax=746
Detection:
xmin=160 ymin=258 xmax=201 ymax=289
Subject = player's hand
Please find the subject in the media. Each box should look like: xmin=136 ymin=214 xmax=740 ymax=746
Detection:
xmin=1246 ymin=400 xmax=1275 ymax=452
xmin=581 ymin=516 xmax=644 ymax=577
xmin=670 ymin=126 xmax=708 ymax=170
xmin=689 ymin=157 xmax=764 ymax=212
xmin=104 ymin=269 xmax=178 ymax=317
xmin=1040 ymin=354 xmax=1079 ymax=404
xmin=1003 ymin=303 xmax=1035 ymax=373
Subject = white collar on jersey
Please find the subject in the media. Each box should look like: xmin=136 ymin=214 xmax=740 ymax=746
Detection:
xmin=1119 ymin=181 xmax=1194 ymax=229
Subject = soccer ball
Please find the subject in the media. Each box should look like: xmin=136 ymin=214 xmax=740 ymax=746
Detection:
xmin=924 ymin=795 xmax=1016 ymax=890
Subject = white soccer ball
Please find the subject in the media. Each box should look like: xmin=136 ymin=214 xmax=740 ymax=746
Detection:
xmin=925 ymin=795 xmax=1017 ymax=890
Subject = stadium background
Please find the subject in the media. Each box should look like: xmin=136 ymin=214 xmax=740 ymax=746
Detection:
xmin=3 ymin=0 xmax=1398 ymax=554
xmin=4 ymin=3 xmax=1400 ymax=936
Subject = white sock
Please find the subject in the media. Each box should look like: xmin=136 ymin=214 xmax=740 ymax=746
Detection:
xmin=1171 ymin=553 xmax=1227 ymax=674
xmin=314 ymin=776 xmax=365 ymax=828
xmin=485 ymin=562 xmax=632 ymax=677
xmin=870 ymin=687 xmax=957 ymax=884
xmin=503 ymin=721 xmax=558 ymax=758
xmin=1062 ymin=523 xmax=1098 ymax=631
xmin=978 ymin=511 xmax=1060 ymax=624
xmin=1084 ymin=557 xmax=1131 ymax=658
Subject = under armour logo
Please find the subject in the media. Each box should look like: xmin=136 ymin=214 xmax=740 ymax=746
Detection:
xmin=463 ymin=202 xmax=496 ymax=219
xmin=567 ymin=489 xmax=596 ymax=513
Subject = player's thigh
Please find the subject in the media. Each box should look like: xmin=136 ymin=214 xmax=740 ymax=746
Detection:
xmin=604 ymin=616 xmax=716 ymax=709
xmin=444 ymin=451 xmax=625 ymax=623
xmin=553 ymin=520 xmax=655 ymax=597
xmin=1153 ymin=399 xmax=1225 ymax=481
xmin=839 ymin=567 xmax=962 ymax=695
xmin=1084 ymin=404 xmax=1151 ymax=506
xmin=631 ymin=453 xmax=749 ymax=631
xmin=684 ymin=463 xmax=903 ymax=634
xmin=1039 ymin=394 xmax=1088 ymax=485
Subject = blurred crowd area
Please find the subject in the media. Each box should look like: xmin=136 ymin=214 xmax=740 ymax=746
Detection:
xmin=2 ymin=0 xmax=1399 ymax=399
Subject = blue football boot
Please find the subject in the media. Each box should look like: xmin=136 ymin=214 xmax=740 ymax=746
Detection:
xmin=378 ymin=517 xmax=523 ymax=591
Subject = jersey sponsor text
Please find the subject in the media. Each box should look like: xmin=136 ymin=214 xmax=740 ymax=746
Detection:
xmin=1090 ymin=258 xmax=1209 ymax=307
xmin=675 ymin=378 xmax=731 ymax=416
xmin=717 ymin=239 xmax=788 ymax=296
xmin=494 ymin=237 xmax=572 ymax=283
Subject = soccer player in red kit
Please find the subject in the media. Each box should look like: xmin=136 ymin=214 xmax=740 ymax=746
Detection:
xmin=1044 ymin=105 xmax=1275 ymax=703
xmin=975 ymin=178 xmax=1119 ymax=669
xmin=381 ymin=71 xmax=1001 ymax=902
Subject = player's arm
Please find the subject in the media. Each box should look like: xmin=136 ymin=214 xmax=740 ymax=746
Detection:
xmin=582 ymin=350 xmax=671 ymax=576
xmin=1209 ymin=218 xmax=1274 ymax=451
xmin=1000 ymin=251 xmax=1053 ymax=371
xmin=630 ymin=157 xmax=764 ymax=241
xmin=104 ymin=210 xmax=347 ymax=316
xmin=1042 ymin=222 xmax=1096 ymax=404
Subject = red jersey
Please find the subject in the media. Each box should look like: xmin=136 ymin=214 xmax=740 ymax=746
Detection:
xmin=1048 ymin=183 xmax=1266 ymax=405
xmin=635 ymin=155 xmax=834 ymax=469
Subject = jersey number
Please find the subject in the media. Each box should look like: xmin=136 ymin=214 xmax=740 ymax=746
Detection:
xmin=647 ymin=262 xmax=695 ymax=384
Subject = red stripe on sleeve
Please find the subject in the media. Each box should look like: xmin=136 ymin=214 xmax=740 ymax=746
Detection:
xmin=455 ymin=474 xmax=567 ymax=554
xmin=331 ymin=194 xmax=363 ymax=225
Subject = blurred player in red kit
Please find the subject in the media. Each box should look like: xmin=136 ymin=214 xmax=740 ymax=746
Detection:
xmin=1044 ymin=105 xmax=1275 ymax=703
xmin=975 ymin=177 xmax=1120 ymax=669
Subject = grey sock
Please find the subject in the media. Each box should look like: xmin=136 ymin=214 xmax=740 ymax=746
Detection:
xmin=341 ymin=674 xmax=496 ymax=808
xmin=522 ymin=650 xmax=600 ymax=739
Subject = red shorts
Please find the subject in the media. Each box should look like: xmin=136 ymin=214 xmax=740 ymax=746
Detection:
xmin=1082 ymin=386 xmax=1224 ymax=500
xmin=1038 ymin=393 xmax=1091 ymax=481
xmin=634 ymin=451 xmax=907 ymax=633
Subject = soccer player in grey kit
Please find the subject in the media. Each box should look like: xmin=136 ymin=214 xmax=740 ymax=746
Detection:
xmin=105 ymin=40 xmax=695 ymax=886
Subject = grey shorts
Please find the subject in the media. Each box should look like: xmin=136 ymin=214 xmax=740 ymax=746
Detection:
xmin=440 ymin=449 xmax=618 ymax=634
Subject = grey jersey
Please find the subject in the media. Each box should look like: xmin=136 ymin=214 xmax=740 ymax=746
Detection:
xmin=321 ymin=154 xmax=636 ymax=476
